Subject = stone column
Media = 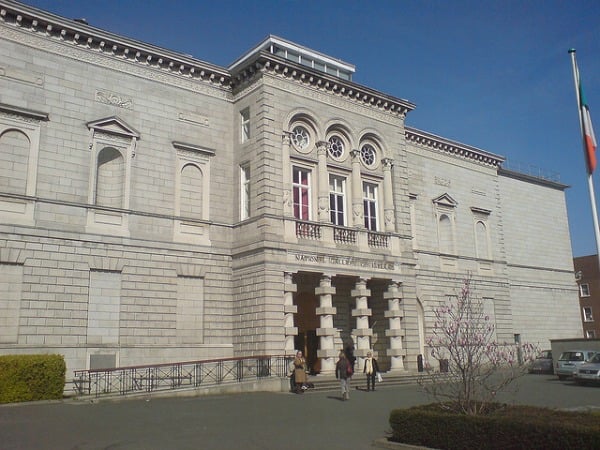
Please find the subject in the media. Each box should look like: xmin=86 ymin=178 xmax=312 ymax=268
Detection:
xmin=315 ymin=274 xmax=337 ymax=374
xmin=350 ymin=149 xmax=364 ymax=228
xmin=282 ymin=133 xmax=293 ymax=217
xmin=283 ymin=272 xmax=298 ymax=355
xmin=382 ymin=158 xmax=395 ymax=232
xmin=316 ymin=141 xmax=329 ymax=222
xmin=384 ymin=281 xmax=405 ymax=371
xmin=351 ymin=278 xmax=372 ymax=369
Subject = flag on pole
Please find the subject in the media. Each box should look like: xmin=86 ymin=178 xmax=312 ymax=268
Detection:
xmin=578 ymin=73 xmax=597 ymax=173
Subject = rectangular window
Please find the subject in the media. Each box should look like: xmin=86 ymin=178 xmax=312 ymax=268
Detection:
xmin=583 ymin=307 xmax=594 ymax=322
xmin=580 ymin=283 xmax=590 ymax=297
xmin=329 ymin=175 xmax=346 ymax=226
xmin=586 ymin=330 xmax=596 ymax=339
xmin=240 ymin=164 xmax=250 ymax=220
xmin=292 ymin=166 xmax=311 ymax=220
xmin=240 ymin=108 xmax=250 ymax=143
xmin=363 ymin=182 xmax=378 ymax=231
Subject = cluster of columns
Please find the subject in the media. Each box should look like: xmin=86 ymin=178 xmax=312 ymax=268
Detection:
xmin=283 ymin=272 xmax=406 ymax=374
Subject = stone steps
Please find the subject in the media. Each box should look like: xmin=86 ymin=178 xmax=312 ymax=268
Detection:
xmin=295 ymin=372 xmax=423 ymax=393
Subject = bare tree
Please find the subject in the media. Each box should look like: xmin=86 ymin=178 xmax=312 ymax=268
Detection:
xmin=418 ymin=276 xmax=537 ymax=415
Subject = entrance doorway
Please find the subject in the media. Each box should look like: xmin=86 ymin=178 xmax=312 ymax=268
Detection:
xmin=294 ymin=291 xmax=320 ymax=374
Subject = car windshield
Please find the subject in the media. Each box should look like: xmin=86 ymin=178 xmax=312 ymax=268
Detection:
xmin=559 ymin=352 xmax=584 ymax=361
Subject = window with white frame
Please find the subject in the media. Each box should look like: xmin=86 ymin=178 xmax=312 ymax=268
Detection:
xmin=580 ymin=283 xmax=590 ymax=297
xmin=583 ymin=306 xmax=593 ymax=322
xmin=240 ymin=108 xmax=250 ymax=143
xmin=329 ymin=174 xmax=346 ymax=226
xmin=363 ymin=182 xmax=378 ymax=231
xmin=292 ymin=166 xmax=311 ymax=220
xmin=240 ymin=164 xmax=251 ymax=220
xmin=586 ymin=330 xmax=596 ymax=339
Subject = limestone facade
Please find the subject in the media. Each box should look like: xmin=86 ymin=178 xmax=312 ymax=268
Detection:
xmin=0 ymin=1 xmax=582 ymax=376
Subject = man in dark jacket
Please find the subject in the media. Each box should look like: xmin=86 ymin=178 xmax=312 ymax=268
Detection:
xmin=335 ymin=351 xmax=352 ymax=401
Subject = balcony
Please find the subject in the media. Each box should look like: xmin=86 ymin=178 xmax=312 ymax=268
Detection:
xmin=294 ymin=220 xmax=390 ymax=250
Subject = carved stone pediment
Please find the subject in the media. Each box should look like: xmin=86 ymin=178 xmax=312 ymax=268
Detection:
xmin=433 ymin=193 xmax=458 ymax=208
xmin=86 ymin=116 xmax=140 ymax=139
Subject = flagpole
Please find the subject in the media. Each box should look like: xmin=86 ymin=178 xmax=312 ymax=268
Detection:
xmin=569 ymin=49 xmax=600 ymax=266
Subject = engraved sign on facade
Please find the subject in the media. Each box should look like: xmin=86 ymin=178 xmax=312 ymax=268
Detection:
xmin=293 ymin=252 xmax=396 ymax=271
xmin=95 ymin=90 xmax=133 ymax=109
xmin=178 ymin=112 xmax=209 ymax=127
xmin=0 ymin=65 xmax=44 ymax=86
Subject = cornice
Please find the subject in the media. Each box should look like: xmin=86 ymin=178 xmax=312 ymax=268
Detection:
xmin=0 ymin=1 xmax=231 ymax=89
xmin=405 ymin=126 xmax=504 ymax=168
xmin=230 ymin=52 xmax=416 ymax=120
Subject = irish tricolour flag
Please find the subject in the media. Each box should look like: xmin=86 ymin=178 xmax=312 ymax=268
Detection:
xmin=579 ymin=81 xmax=597 ymax=174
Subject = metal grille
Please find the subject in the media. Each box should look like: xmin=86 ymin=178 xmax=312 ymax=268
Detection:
xmin=73 ymin=355 xmax=292 ymax=398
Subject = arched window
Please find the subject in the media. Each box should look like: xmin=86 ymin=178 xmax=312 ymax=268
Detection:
xmin=180 ymin=163 xmax=203 ymax=219
xmin=0 ymin=129 xmax=30 ymax=195
xmin=476 ymin=220 xmax=490 ymax=259
xmin=439 ymin=214 xmax=453 ymax=254
xmin=96 ymin=147 xmax=124 ymax=208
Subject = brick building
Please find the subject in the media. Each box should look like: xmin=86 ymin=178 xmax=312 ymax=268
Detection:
xmin=574 ymin=255 xmax=600 ymax=338
xmin=0 ymin=1 xmax=583 ymax=376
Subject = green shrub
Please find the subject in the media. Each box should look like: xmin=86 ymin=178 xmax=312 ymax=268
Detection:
xmin=389 ymin=403 xmax=600 ymax=450
xmin=0 ymin=354 xmax=66 ymax=403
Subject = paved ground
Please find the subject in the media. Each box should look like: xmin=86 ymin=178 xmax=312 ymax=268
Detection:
xmin=1 ymin=375 xmax=599 ymax=450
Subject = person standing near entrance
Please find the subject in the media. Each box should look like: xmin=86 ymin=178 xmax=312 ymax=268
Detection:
xmin=293 ymin=351 xmax=307 ymax=393
xmin=363 ymin=351 xmax=379 ymax=391
xmin=335 ymin=351 xmax=352 ymax=401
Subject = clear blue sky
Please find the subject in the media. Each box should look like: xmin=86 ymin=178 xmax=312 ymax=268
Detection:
xmin=20 ymin=0 xmax=600 ymax=257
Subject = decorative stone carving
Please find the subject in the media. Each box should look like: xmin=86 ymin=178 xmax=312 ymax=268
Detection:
xmin=95 ymin=90 xmax=133 ymax=109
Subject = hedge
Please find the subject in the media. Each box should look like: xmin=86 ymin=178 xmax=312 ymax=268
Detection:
xmin=0 ymin=354 xmax=66 ymax=404
xmin=389 ymin=403 xmax=600 ymax=450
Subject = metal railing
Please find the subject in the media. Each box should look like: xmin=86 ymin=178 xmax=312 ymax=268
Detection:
xmin=73 ymin=355 xmax=293 ymax=398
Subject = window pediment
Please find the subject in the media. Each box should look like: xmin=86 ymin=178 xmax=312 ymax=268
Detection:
xmin=87 ymin=116 xmax=140 ymax=139
xmin=433 ymin=193 xmax=457 ymax=208
xmin=471 ymin=206 xmax=491 ymax=216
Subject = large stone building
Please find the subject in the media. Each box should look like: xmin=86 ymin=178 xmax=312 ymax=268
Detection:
xmin=0 ymin=1 xmax=583 ymax=376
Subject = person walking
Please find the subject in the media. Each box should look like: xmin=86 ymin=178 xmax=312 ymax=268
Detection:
xmin=335 ymin=351 xmax=352 ymax=401
xmin=292 ymin=350 xmax=307 ymax=394
xmin=363 ymin=351 xmax=380 ymax=391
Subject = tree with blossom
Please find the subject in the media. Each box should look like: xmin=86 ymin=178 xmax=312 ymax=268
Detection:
xmin=418 ymin=275 xmax=538 ymax=415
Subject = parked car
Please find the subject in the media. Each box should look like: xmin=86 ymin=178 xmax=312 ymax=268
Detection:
xmin=574 ymin=353 xmax=600 ymax=385
xmin=528 ymin=350 xmax=553 ymax=374
xmin=555 ymin=350 xmax=596 ymax=380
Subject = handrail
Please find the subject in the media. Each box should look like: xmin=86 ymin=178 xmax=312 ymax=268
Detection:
xmin=73 ymin=354 xmax=293 ymax=398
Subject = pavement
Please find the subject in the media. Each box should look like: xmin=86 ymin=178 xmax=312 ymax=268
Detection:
xmin=1 ymin=374 xmax=599 ymax=450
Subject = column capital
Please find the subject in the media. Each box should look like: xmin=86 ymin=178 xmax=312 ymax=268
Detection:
xmin=350 ymin=148 xmax=361 ymax=159
xmin=316 ymin=140 xmax=328 ymax=154
xmin=382 ymin=157 xmax=394 ymax=168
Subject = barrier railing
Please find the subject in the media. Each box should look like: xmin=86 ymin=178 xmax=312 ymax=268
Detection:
xmin=73 ymin=355 xmax=293 ymax=398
